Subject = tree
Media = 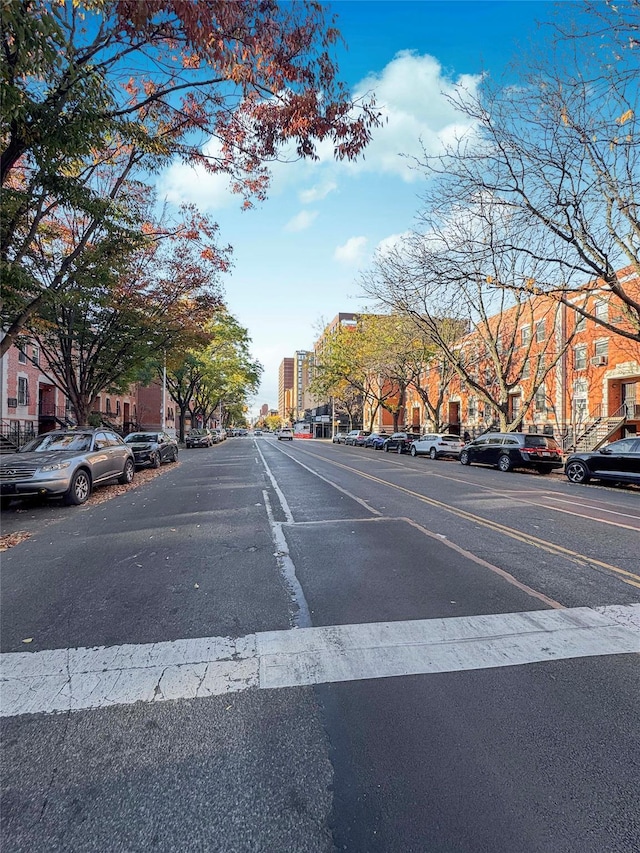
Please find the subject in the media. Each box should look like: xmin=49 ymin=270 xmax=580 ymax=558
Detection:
xmin=1 ymin=0 xmax=380 ymax=351
xmin=29 ymin=203 xmax=228 ymax=426
xmin=190 ymin=313 xmax=262 ymax=427
xmin=167 ymin=310 xmax=261 ymax=440
xmin=418 ymin=0 xmax=640 ymax=341
xmin=264 ymin=414 xmax=282 ymax=432
xmin=360 ymin=204 xmax=576 ymax=432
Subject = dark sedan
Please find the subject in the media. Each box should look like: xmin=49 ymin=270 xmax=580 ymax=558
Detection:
xmin=382 ymin=432 xmax=420 ymax=454
xmin=185 ymin=428 xmax=215 ymax=448
xmin=364 ymin=433 xmax=389 ymax=449
xmin=0 ymin=429 xmax=135 ymax=507
xmin=124 ymin=432 xmax=178 ymax=468
xmin=565 ymin=437 xmax=640 ymax=486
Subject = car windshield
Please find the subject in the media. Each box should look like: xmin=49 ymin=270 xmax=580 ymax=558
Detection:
xmin=21 ymin=433 xmax=92 ymax=453
xmin=442 ymin=436 xmax=461 ymax=442
xmin=190 ymin=430 xmax=207 ymax=435
xmin=125 ymin=433 xmax=157 ymax=443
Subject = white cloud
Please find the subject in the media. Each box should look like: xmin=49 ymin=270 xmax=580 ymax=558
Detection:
xmin=376 ymin=231 xmax=411 ymax=255
xmin=284 ymin=210 xmax=318 ymax=232
xmin=334 ymin=236 xmax=368 ymax=265
xmin=156 ymin=137 xmax=237 ymax=211
xmin=321 ymin=51 xmax=481 ymax=183
xmin=299 ymin=181 xmax=337 ymax=204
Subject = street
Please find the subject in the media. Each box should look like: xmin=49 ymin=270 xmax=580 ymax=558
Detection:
xmin=1 ymin=435 xmax=639 ymax=852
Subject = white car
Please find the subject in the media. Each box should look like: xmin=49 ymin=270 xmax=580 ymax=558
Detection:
xmin=410 ymin=433 xmax=465 ymax=459
xmin=277 ymin=428 xmax=293 ymax=441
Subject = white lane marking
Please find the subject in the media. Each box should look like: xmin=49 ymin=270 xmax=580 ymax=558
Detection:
xmin=255 ymin=442 xmax=294 ymax=523
xmin=263 ymin=490 xmax=312 ymax=628
xmin=2 ymin=604 xmax=638 ymax=718
xmin=275 ymin=445 xmax=381 ymax=517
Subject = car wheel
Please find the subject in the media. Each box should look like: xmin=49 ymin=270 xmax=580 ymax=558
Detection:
xmin=460 ymin=450 xmax=470 ymax=466
xmin=151 ymin=452 xmax=161 ymax=469
xmin=170 ymin=448 xmax=178 ymax=462
xmin=118 ymin=458 xmax=135 ymax=485
xmin=566 ymin=460 xmax=590 ymax=484
xmin=498 ymin=454 xmax=513 ymax=472
xmin=410 ymin=445 xmax=417 ymax=457
xmin=384 ymin=444 xmax=389 ymax=452
xmin=64 ymin=469 xmax=91 ymax=505
xmin=429 ymin=447 xmax=437 ymax=460
xmin=397 ymin=444 xmax=403 ymax=454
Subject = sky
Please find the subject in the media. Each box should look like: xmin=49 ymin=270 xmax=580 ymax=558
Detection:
xmin=156 ymin=0 xmax=572 ymax=417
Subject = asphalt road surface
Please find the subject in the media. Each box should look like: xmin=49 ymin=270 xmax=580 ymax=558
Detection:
xmin=1 ymin=435 xmax=639 ymax=852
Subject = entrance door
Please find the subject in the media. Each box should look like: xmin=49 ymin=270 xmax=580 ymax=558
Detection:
xmin=621 ymin=382 xmax=637 ymax=418
xmin=448 ymin=402 xmax=460 ymax=434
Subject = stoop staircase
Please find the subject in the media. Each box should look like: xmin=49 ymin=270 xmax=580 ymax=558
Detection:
xmin=570 ymin=406 xmax=627 ymax=453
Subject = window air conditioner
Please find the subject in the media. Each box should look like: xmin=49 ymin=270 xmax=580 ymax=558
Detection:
xmin=590 ymin=355 xmax=608 ymax=366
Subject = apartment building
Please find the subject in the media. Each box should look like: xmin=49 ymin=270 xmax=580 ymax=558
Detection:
xmin=278 ymin=357 xmax=294 ymax=423
xmin=395 ymin=282 xmax=640 ymax=449
xmin=0 ymin=335 xmax=179 ymax=448
xmin=293 ymin=350 xmax=316 ymax=420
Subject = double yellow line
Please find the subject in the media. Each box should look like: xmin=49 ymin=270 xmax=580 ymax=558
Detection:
xmin=297 ymin=447 xmax=640 ymax=591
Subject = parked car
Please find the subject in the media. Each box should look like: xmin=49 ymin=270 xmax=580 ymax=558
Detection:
xmin=254 ymin=429 xmax=263 ymax=436
xmin=364 ymin=432 xmax=388 ymax=449
xmin=0 ymin=429 xmax=135 ymax=508
xmin=278 ymin=428 xmax=293 ymax=441
xmin=332 ymin=431 xmax=349 ymax=444
xmin=410 ymin=433 xmax=465 ymax=459
xmin=185 ymin=428 xmax=215 ymax=448
xmin=565 ymin=437 xmax=640 ymax=486
xmin=459 ymin=432 xmax=563 ymax=474
xmin=382 ymin=432 xmax=420 ymax=454
xmin=345 ymin=430 xmax=371 ymax=446
xmin=124 ymin=431 xmax=178 ymax=468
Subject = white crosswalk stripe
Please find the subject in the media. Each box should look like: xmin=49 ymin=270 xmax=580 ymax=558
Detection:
xmin=2 ymin=604 xmax=638 ymax=718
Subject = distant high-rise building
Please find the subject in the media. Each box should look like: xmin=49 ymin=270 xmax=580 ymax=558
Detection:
xmin=293 ymin=350 xmax=316 ymax=420
xmin=278 ymin=357 xmax=294 ymax=422
xmin=260 ymin=403 xmax=269 ymax=417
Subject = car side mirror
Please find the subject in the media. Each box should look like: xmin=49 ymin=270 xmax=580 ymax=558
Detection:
xmin=599 ymin=447 xmax=611 ymax=454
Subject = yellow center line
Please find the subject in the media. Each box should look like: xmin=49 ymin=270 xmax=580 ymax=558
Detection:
xmin=293 ymin=446 xmax=640 ymax=590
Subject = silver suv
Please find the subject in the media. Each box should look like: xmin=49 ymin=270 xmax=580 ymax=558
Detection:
xmin=0 ymin=429 xmax=135 ymax=508
xmin=277 ymin=428 xmax=293 ymax=441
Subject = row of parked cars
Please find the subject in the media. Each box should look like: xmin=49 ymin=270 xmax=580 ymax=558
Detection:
xmin=333 ymin=429 xmax=640 ymax=487
xmin=0 ymin=428 xmax=180 ymax=509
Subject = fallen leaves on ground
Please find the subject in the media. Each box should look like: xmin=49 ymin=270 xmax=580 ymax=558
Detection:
xmin=0 ymin=463 xmax=181 ymax=551
xmin=0 ymin=531 xmax=32 ymax=551
xmin=83 ymin=462 xmax=180 ymax=506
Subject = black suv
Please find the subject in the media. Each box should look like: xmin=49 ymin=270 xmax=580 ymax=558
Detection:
xmin=459 ymin=432 xmax=563 ymax=474
xmin=382 ymin=432 xmax=420 ymax=454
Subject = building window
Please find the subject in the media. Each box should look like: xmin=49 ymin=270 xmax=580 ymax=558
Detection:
xmin=593 ymin=339 xmax=609 ymax=365
xmin=106 ymin=398 xmax=111 ymax=413
xmin=520 ymin=326 xmax=531 ymax=347
xmin=594 ymin=299 xmax=608 ymax=321
xmin=18 ymin=348 xmax=27 ymax=364
xmin=32 ymin=346 xmax=39 ymax=365
xmin=574 ymin=345 xmax=587 ymax=371
xmin=468 ymin=397 xmax=477 ymax=418
xmin=573 ymin=379 xmax=588 ymax=422
xmin=535 ymin=320 xmax=546 ymax=343
xmin=521 ymin=359 xmax=530 ymax=379
xmin=116 ymin=400 xmax=121 ymax=416
xmin=18 ymin=377 xmax=29 ymax=406
xmin=574 ymin=313 xmax=586 ymax=333
xmin=535 ymin=387 xmax=547 ymax=413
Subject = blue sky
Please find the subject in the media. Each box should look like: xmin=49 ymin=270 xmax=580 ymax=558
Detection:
xmin=157 ymin=1 xmax=571 ymax=416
